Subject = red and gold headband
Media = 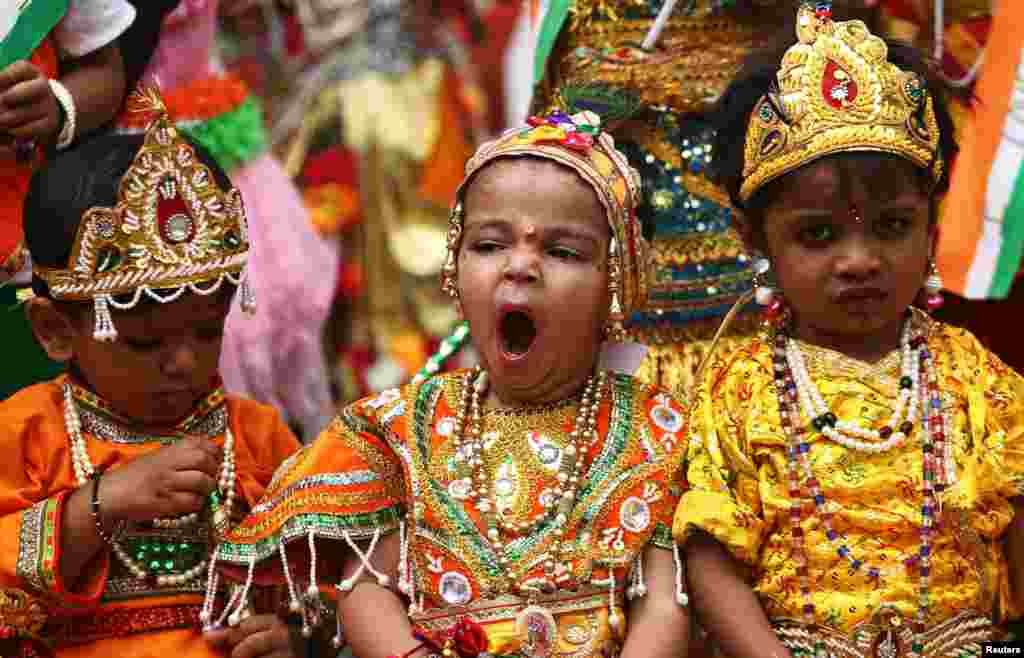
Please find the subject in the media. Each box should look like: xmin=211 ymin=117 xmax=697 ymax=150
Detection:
xmin=33 ymin=88 xmax=255 ymax=341
xmin=441 ymin=110 xmax=647 ymax=339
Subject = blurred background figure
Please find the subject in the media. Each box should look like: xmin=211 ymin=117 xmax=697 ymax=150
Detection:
xmin=257 ymin=0 xmax=520 ymax=404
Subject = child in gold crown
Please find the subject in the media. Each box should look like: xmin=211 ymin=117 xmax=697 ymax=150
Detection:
xmin=207 ymin=110 xmax=693 ymax=658
xmin=676 ymin=4 xmax=1024 ymax=658
xmin=0 ymin=90 xmax=307 ymax=658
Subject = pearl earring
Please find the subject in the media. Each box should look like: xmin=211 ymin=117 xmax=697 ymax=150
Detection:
xmin=753 ymin=256 xmax=775 ymax=306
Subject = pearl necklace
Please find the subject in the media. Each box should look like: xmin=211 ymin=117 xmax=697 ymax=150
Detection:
xmin=784 ymin=319 xmax=924 ymax=453
xmin=63 ymin=383 xmax=237 ymax=587
xmin=453 ymin=368 xmax=606 ymax=593
xmin=773 ymin=319 xmax=949 ymax=658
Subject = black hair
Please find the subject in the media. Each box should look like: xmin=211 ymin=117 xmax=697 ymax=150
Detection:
xmin=708 ymin=39 xmax=960 ymax=224
xmin=23 ymin=131 xmax=236 ymax=309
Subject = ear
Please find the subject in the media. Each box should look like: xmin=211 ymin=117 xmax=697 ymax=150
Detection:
xmin=25 ymin=298 xmax=78 ymax=362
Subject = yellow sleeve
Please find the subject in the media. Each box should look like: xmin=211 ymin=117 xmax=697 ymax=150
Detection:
xmin=673 ymin=346 xmax=770 ymax=566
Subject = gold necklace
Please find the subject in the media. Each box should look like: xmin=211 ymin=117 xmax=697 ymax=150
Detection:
xmin=452 ymin=367 xmax=607 ymax=593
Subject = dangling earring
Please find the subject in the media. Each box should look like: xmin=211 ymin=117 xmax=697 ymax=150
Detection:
xmin=604 ymin=238 xmax=627 ymax=342
xmin=924 ymin=258 xmax=944 ymax=311
xmin=752 ymin=256 xmax=775 ymax=306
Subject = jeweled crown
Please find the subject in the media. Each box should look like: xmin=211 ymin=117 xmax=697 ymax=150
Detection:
xmin=34 ymin=87 xmax=254 ymax=341
xmin=739 ymin=2 xmax=943 ymax=202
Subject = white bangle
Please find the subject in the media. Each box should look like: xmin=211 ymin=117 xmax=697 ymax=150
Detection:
xmin=48 ymin=79 xmax=76 ymax=150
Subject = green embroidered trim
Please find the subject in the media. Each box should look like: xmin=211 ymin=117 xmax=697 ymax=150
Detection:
xmin=215 ymin=508 xmax=402 ymax=564
xmin=16 ymin=496 xmax=61 ymax=596
xmin=179 ymin=96 xmax=267 ymax=173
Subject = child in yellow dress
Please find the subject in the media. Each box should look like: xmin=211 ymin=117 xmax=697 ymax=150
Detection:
xmin=675 ymin=3 xmax=1024 ymax=658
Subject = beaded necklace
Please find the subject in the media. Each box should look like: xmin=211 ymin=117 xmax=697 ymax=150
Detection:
xmin=772 ymin=315 xmax=950 ymax=658
xmin=63 ymin=382 xmax=237 ymax=587
xmin=451 ymin=367 xmax=607 ymax=594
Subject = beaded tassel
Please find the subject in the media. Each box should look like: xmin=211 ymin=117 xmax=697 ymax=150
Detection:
xmin=92 ymin=294 xmax=118 ymax=342
xmin=336 ymin=528 xmax=390 ymax=592
xmin=672 ymin=541 xmax=689 ymax=607
xmin=279 ymin=540 xmax=302 ymax=614
xmin=200 ymin=552 xmax=219 ymax=630
xmin=627 ymin=553 xmax=647 ymax=599
xmin=227 ymin=555 xmax=256 ymax=627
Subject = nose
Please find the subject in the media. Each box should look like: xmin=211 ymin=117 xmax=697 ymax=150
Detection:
xmin=162 ymin=341 xmax=199 ymax=378
xmin=502 ymin=246 xmax=541 ymax=284
xmin=834 ymin=235 xmax=882 ymax=281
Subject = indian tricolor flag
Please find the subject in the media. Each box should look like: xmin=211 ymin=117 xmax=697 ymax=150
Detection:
xmin=938 ymin=3 xmax=1024 ymax=299
xmin=0 ymin=0 xmax=67 ymax=71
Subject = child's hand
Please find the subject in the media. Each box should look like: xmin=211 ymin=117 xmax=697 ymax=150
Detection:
xmin=100 ymin=436 xmax=222 ymax=523
xmin=0 ymin=61 xmax=60 ymax=145
xmin=204 ymin=613 xmax=296 ymax=658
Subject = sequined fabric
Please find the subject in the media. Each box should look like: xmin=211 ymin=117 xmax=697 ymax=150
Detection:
xmin=675 ymin=320 xmax=1024 ymax=633
xmin=217 ymin=371 xmax=689 ymax=656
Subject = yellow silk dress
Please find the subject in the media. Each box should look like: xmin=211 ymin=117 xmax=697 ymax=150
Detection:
xmin=675 ymin=314 xmax=1024 ymax=657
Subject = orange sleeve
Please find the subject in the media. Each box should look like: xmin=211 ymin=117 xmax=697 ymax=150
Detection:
xmin=0 ymin=382 xmax=109 ymax=624
xmin=226 ymin=396 xmax=303 ymax=509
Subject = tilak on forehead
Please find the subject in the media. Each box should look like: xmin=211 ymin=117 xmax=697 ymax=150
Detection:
xmin=440 ymin=110 xmax=648 ymax=340
xmin=31 ymin=87 xmax=256 ymax=342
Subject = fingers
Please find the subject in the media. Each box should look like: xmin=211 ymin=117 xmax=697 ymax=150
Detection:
xmin=168 ymin=470 xmax=218 ymax=497
xmin=0 ymin=62 xmax=42 ymax=94
xmin=203 ymin=615 xmax=290 ymax=658
xmin=165 ymin=491 xmax=207 ymax=515
xmin=173 ymin=436 xmax=222 ymax=476
xmin=1 ymin=75 xmax=49 ymax=108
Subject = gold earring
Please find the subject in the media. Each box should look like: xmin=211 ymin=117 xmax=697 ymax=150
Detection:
xmin=604 ymin=238 xmax=627 ymax=342
xmin=441 ymin=203 xmax=463 ymax=300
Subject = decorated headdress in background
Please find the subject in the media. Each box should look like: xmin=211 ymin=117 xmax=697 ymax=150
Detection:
xmin=440 ymin=110 xmax=646 ymax=339
xmin=33 ymin=88 xmax=255 ymax=341
xmin=740 ymin=2 xmax=943 ymax=202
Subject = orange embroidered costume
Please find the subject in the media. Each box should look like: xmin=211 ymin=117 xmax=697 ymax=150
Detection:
xmin=208 ymin=111 xmax=691 ymax=657
xmin=0 ymin=90 xmax=300 ymax=657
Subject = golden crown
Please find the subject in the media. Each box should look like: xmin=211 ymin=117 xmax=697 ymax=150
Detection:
xmin=34 ymin=88 xmax=255 ymax=341
xmin=739 ymin=2 xmax=943 ymax=202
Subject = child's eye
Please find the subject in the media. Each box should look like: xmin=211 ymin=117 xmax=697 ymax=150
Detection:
xmin=469 ymin=241 xmax=503 ymax=254
xmin=125 ymin=338 xmax=161 ymax=351
xmin=548 ymin=246 xmax=582 ymax=261
xmin=875 ymin=217 xmax=913 ymax=239
xmin=799 ymin=224 xmax=836 ymax=245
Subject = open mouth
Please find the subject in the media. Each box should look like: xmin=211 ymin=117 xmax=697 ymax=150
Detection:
xmin=499 ymin=309 xmax=538 ymax=358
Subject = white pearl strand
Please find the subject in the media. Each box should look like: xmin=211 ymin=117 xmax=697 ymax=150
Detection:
xmin=785 ymin=320 xmax=923 ymax=453
xmin=63 ymin=382 xmax=236 ymax=587
xmin=455 ymin=368 xmax=606 ymax=589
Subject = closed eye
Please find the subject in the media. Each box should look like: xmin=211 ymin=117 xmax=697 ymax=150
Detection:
xmin=547 ymin=246 xmax=583 ymax=261
xmin=468 ymin=240 xmax=504 ymax=254
xmin=125 ymin=338 xmax=162 ymax=352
